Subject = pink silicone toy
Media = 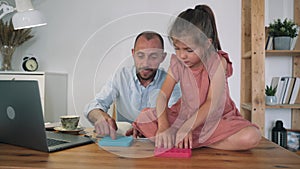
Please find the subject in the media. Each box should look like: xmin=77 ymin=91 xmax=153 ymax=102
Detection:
xmin=154 ymin=147 xmax=192 ymax=158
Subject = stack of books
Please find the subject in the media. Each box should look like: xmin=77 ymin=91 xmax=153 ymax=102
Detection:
xmin=270 ymin=77 xmax=300 ymax=104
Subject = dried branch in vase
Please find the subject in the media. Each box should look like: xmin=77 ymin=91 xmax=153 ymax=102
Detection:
xmin=0 ymin=19 xmax=34 ymax=47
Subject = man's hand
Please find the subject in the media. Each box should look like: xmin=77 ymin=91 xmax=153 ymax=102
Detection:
xmin=94 ymin=116 xmax=117 ymax=139
xmin=88 ymin=109 xmax=118 ymax=139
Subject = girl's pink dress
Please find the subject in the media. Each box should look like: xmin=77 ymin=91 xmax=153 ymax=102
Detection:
xmin=133 ymin=50 xmax=258 ymax=148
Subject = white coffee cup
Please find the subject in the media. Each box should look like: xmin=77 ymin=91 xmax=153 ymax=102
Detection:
xmin=60 ymin=115 xmax=80 ymax=130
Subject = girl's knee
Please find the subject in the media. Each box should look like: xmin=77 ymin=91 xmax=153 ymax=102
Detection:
xmin=239 ymin=127 xmax=261 ymax=149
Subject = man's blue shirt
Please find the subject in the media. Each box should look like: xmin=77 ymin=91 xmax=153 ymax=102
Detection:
xmin=84 ymin=66 xmax=181 ymax=123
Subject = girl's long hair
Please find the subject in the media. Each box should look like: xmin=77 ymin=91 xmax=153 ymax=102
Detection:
xmin=169 ymin=5 xmax=221 ymax=51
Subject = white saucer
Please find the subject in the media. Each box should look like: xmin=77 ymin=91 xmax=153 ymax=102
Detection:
xmin=54 ymin=126 xmax=84 ymax=132
xmin=44 ymin=122 xmax=60 ymax=130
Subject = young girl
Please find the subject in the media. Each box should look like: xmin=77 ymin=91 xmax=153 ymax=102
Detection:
xmin=133 ymin=5 xmax=261 ymax=150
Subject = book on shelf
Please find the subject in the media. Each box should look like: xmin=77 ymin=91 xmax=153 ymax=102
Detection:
xmin=290 ymin=36 xmax=298 ymax=50
xmin=265 ymin=27 xmax=273 ymax=50
xmin=265 ymin=36 xmax=273 ymax=50
xmin=293 ymin=91 xmax=300 ymax=104
xmin=283 ymin=77 xmax=295 ymax=104
xmin=290 ymin=26 xmax=300 ymax=50
xmin=270 ymin=76 xmax=299 ymax=104
xmin=289 ymin=77 xmax=300 ymax=104
xmin=279 ymin=77 xmax=290 ymax=104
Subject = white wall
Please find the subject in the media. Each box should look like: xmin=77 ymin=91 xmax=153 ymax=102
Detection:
xmin=3 ymin=0 xmax=294 ymax=137
xmin=8 ymin=0 xmax=293 ymax=136
xmin=5 ymin=0 xmax=241 ymax=127
xmin=2 ymin=0 xmax=295 ymax=137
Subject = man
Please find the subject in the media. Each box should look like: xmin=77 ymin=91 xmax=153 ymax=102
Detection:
xmin=84 ymin=31 xmax=181 ymax=139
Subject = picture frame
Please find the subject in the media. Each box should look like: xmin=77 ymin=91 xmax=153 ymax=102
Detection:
xmin=287 ymin=129 xmax=300 ymax=151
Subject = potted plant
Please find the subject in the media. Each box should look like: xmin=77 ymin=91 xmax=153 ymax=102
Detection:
xmin=0 ymin=19 xmax=34 ymax=71
xmin=268 ymin=18 xmax=298 ymax=50
xmin=265 ymin=85 xmax=277 ymax=105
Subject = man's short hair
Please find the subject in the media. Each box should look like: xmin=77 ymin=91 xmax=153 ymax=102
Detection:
xmin=134 ymin=31 xmax=164 ymax=49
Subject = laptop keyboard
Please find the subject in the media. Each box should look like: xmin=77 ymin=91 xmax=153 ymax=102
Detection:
xmin=47 ymin=138 xmax=69 ymax=146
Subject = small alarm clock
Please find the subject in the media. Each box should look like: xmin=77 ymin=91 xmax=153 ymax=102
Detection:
xmin=22 ymin=56 xmax=38 ymax=71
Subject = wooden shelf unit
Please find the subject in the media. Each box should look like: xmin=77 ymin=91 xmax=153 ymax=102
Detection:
xmin=242 ymin=103 xmax=300 ymax=110
xmin=266 ymin=50 xmax=300 ymax=56
xmin=241 ymin=0 xmax=300 ymax=136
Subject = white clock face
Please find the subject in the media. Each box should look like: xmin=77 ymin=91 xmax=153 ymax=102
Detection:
xmin=25 ymin=59 xmax=38 ymax=71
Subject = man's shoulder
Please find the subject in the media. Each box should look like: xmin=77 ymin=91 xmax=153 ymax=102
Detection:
xmin=112 ymin=66 xmax=135 ymax=82
xmin=157 ymin=67 xmax=167 ymax=74
xmin=157 ymin=67 xmax=168 ymax=77
xmin=153 ymin=68 xmax=168 ymax=83
xmin=114 ymin=66 xmax=134 ymax=75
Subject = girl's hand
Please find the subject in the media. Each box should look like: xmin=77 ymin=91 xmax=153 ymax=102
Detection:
xmin=155 ymin=127 xmax=177 ymax=148
xmin=176 ymin=130 xmax=193 ymax=149
xmin=175 ymin=123 xmax=193 ymax=149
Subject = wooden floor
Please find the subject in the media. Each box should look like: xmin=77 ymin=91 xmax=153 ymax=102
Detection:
xmin=0 ymin=136 xmax=300 ymax=169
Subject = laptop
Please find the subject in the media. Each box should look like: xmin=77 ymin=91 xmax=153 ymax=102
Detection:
xmin=0 ymin=80 xmax=93 ymax=152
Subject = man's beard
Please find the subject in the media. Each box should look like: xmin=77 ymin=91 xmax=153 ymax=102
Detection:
xmin=136 ymin=68 xmax=157 ymax=81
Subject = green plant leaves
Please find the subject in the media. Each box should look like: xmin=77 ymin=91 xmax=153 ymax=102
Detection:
xmin=268 ymin=18 xmax=297 ymax=38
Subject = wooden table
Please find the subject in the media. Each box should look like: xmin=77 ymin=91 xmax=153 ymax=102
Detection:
xmin=0 ymin=133 xmax=300 ymax=169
